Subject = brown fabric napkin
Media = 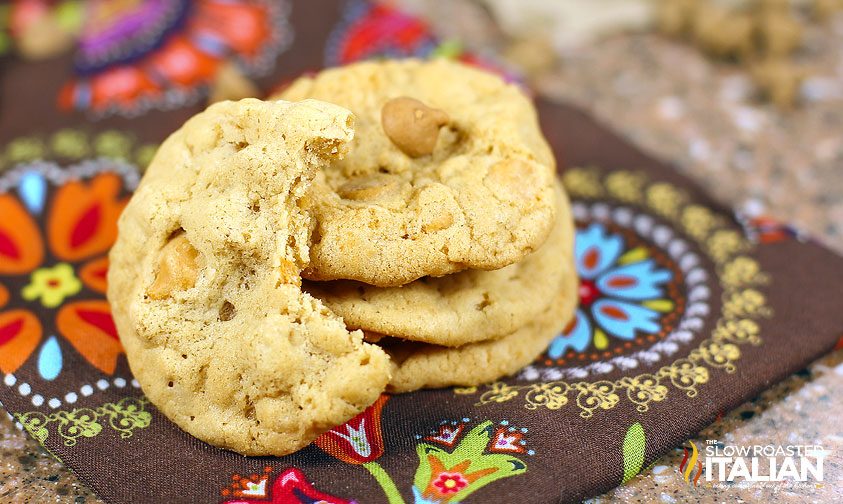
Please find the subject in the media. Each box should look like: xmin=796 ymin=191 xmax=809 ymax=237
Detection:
xmin=0 ymin=1 xmax=841 ymax=503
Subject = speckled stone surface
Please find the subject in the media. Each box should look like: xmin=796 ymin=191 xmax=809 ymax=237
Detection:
xmin=1 ymin=2 xmax=841 ymax=502
xmin=0 ymin=413 xmax=97 ymax=502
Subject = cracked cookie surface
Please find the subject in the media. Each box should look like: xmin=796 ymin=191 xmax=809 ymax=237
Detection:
xmin=274 ymin=59 xmax=557 ymax=287
xmin=107 ymin=99 xmax=391 ymax=456
xmin=306 ymin=180 xmax=574 ymax=347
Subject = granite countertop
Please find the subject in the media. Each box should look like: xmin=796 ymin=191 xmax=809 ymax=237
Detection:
xmin=2 ymin=2 xmax=842 ymax=502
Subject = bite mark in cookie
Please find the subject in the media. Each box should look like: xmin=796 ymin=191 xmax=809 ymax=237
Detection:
xmin=276 ymin=59 xmax=557 ymax=287
xmin=108 ymin=99 xmax=391 ymax=456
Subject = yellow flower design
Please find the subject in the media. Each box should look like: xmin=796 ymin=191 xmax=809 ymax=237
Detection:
xmin=21 ymin=263 xmax=82 ymax=308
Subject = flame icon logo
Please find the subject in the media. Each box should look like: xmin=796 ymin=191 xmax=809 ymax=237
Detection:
xmin=678 ymin=441 xmax=704 ymax=486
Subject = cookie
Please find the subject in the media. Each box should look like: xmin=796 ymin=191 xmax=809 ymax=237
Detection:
xmin=305 ymin=180 xmax=574 ymax=347
xmin=107 ymin=99 xmax=391 ymax=456
xmin=274 ymin=59 xmax=557 ymax=287
xmin=379 ymin=259 xmax=578 ymax=393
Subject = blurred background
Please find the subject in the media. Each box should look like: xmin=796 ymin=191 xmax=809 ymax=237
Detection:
xmin=1 ymin=1 xmax=842 ymax=502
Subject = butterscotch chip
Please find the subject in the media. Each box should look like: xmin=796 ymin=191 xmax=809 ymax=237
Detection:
xmin=421 ymin=211 xmax=454 ymax=232
xmin=147 ymin=234 xmax=199 ymax=299
xmin=337 ymin=174 xmax=403 ymax=201
xmin=275 ymin=59 xmax=557 ymax=287
xmin=108 ymin=99 xmax=390 ymax=456
xmin=278 ymin=259 xmax=300 ymax=287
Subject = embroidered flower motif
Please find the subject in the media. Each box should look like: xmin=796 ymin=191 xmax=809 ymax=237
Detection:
xmin=221 ymin=467 xmax=353 ymax=504
xmin=414 ymin=421 xmax=529 ymax=503
xmin=489 ymin=427 xmax=527 ymax=454
xmin=314 ymin=394 xmax=387 ymax=464
xmin=21 ymin=263 xmax=82 ymax=308
xmin=302 ymin=415 xmax=533 ymax=504
xmin=325 ymin=0 xmax=519 ymax=83
xmin=432 ymin=472 xmax=468 ymax=494
xmin=548 ymin=223 xmax=674 ymax=358
xmin=56 ymin=0 xmax=293 ymax=117
xmin=0 ymin=167 xmax=129 ymax=380
xmin=424 ymin=423 xmax=465 ymax=448
xmin=735 ymin=207 xmax=806 ymax=244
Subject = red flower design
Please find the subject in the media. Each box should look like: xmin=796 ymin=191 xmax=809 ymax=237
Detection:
xmin=221 ymin=467 xmax=353 ymax=504
xmin=314 ymin=394 xmax=388 ymax=464
xmin=433 ymin=472 xmax=468 ymax=495
xmin=488 ymin=427 xmax=527 ymax=454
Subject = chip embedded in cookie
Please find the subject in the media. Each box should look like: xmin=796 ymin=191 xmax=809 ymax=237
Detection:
xmin=305 ymin=181 xmax=574 ymax=347
xmin=275 ymin=59 xmax=557 ymax=287
xmin=107 ymin=99 xmax=391 ymax=456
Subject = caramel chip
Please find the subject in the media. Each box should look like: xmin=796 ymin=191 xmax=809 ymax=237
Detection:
xmin=147 ymin=234 xmax=200 ymax=299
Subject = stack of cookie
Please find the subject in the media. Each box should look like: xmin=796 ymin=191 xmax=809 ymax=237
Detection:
xmin=274 ymin=60 xmax=578 ymax=393
xmin=108 ymin=59 xmax=577 ymax=456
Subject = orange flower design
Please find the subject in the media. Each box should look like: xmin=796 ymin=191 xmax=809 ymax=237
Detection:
xmin=0 ymin=310 xmax=42 ymax=375
xmin=0 ymin=194 xmax=44 ymax=274
xmin=0 ymin=168 xmax=129 ymax=379
xmin=47 ymin=173 xmax=126 ymax=261
xmin=57 ymin=300 xmax=123 ymax=375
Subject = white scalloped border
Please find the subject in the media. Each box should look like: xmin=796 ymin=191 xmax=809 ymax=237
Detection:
xmin=518 ymin=201 xmax=713 ymax=381
xmin=2 ymin=373 xmax=141 ymax=412
xmin=0 ymin=158 xmax=140 ymax=193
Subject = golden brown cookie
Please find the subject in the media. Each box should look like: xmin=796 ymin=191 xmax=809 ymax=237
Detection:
xmin=108 ymin=99 xmax=391 ymax=456
xmin=378 ymin=257 xmax=578 ymax=393
xmin=274 ymin=59 xmax=557 ymax=287
xmin=305 ymin=180 xmax=574 ymax=347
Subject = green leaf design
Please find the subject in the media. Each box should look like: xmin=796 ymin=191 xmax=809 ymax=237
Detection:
xmin=622 ymin=422 xmax=646 ymax=484
xmin=362 ymin=462 xmax=406 ymax=504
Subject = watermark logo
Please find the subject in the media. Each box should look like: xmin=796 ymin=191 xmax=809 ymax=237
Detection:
xmin=677 ymin=440 xmax=827 ymax=488
xmin=678 ymin=441 xmax=703 ymax=486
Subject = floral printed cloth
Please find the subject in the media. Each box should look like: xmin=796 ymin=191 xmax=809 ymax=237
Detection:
xmin=0 ymin=1 xmax=842 ymax=503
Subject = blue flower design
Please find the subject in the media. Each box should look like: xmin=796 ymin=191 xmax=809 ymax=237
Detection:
xmin=548 ymin=223 xmax=674 ymax=358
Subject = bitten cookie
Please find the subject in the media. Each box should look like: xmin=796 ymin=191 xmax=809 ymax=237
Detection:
xmin=274 ymin=59 xmax=557 ymax=287
xmin=305 ymin=180 xmax=574 ymax=347
xmin=378 ymin=256 xmax=578 ymax=393
xmin=107 ymin=99 xmax=391 ymax=456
